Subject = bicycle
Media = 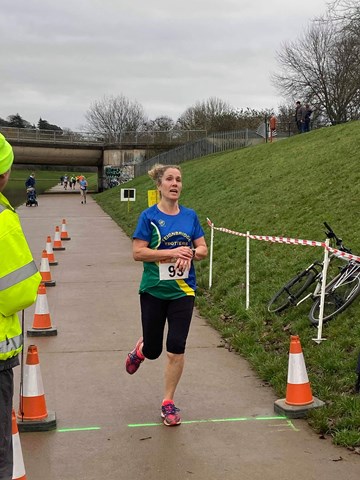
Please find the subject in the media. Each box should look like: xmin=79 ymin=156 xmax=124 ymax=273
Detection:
xmin=267 ymin=223 xmax=360 ymax=325
xmin=308 ymin=257 xmax=360 ymax=325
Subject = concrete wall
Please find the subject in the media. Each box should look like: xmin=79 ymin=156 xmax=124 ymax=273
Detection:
xmin=13 ymin=145 xmax=103 ymax=167
xmin=102 ymin=148 xmax=147 ymax=189
xmin=102 ymin=148 xmax=146 ymax=166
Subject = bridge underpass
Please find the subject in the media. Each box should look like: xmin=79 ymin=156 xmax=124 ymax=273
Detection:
xmin=1 ymin=127 xmax=206 ymax=191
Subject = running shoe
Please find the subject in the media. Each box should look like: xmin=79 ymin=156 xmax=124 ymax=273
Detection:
xmin=161 ymin=400 xmax=181 ymax=426
xmin=125 ymin=337 xmax=144 ymax=374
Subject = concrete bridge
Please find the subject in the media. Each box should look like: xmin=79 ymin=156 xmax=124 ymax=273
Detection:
xmin=1 ymin=127 xmax=206 ymax=191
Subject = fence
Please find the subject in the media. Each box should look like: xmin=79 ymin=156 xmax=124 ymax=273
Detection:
xmin=0 ymin=126 xmax=207 ymax=146
xmin=134 ymin=130 xmax=249 ymax=177
xmin=102 ymin=130 xmax=206 ymax=145
xmin=0 ymin=127 xmax=102 ymax=145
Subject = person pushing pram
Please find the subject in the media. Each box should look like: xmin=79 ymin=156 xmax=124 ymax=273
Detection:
xmin=25 ymin=172 xmax=38 ymax=206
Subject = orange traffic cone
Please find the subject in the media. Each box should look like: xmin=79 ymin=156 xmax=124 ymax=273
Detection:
xmin=285 ymin=335 xmax=313 ymax=406
xmin=45 ymin=235 xmax=58 ymax=265
xmin=53 ymin=226 xmax=65 ymax=251
xmin=39 ymin=250 xmax=56 ymax=287
xmin=12 ymin=409 xmax=26 ymax=480
xmin=60 ymin=218 xmax=71 ymax=240
xmin=17 ymin=345 xmax=56 ymax=432
xmin=27 ymin=284 xmax=57 ymax=336
xmin=274 ymin=336 xmax=324 ymax=418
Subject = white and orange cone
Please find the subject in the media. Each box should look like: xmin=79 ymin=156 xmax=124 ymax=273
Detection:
xmin=285 ymin=335 xmax=313 ymax=406
xmin=27 ymin=284 xmax=57 ymax=336
xmin=45 ymin=235 xmax=58 ymax=265
xmin=53 ymin=226 xmax=65 ymax=251
xmin=39 ymin=250 xmax=56 ymax=287
xmin=274 ymin=335 xmax=324 ymax=418
xmin=17 ymin=345 xmax=56 ymax=432
xmin=12 ymin=409 xmax=26 ymax=480
xmin=60 ymin=218 xmax=71 ymax=240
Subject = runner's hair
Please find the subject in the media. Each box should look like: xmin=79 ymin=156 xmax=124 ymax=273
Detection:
xmin=148 ymin=164 xmax=181 ymax=186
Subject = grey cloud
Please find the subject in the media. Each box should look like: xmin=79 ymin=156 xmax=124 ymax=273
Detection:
xmin=1 ymin=0 xmax=329 ymax=130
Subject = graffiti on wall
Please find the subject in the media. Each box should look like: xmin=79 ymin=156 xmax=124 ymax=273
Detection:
xmin=104 ymin=165 xmax=133 ymax=188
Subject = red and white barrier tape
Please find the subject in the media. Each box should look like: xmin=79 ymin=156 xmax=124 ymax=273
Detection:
xmin=327 ymin=247 xmax=360 ymax=263
xmin=206 ymin=218 xmax=360 ymax=263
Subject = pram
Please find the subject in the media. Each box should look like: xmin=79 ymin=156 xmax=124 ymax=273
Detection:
xmin=26 ymin=187 xmax=38 ymax=207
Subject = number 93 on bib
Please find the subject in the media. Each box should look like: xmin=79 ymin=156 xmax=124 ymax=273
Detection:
xmin=159 ymin=262 xmax=189 ymax=280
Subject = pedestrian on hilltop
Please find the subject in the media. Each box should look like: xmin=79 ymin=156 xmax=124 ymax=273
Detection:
xmin=295 ymin=100 xmax=307 ymax=133
xmin=125 ymin=163 xmax=208 ymax=426
xmin=304 ymin=104 xmax=313 ymax=132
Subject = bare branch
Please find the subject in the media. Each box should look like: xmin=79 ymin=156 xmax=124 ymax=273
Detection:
xmin=85 ymin=94 xmax=147 ymax=137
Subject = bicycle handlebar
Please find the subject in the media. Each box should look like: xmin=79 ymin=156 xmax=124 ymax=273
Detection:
xmin=323 ymin=222 xmax=352 ymax=254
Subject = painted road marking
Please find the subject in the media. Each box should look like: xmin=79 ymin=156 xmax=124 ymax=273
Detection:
xmin=57 ymin=427 xmax=101 ymax=432
xmin=54 ymin=417 xmax=299 ymax=432
xmin=128 ymin=416 xmax=298 ymax=429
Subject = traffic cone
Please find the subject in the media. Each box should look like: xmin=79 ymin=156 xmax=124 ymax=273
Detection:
xmin=12 ymin=409 xmax=26 ymax=480
xmin=274 ymin=335 xmax=324 ymax=418
xmin=39 ymin=250 xmax=56 ymax=287
xmin=53 ymin=226 xmax=65 ymax=251
xmin=27 ymin=284 xmax=57 ymax=336
xmin=17 ymin=345 xmax=56 ymax=432
xmin=45 ymin=235 xmax=58 ymax=265
xmin=60 ymin=218 xmax=71 ymax=240
xmin=285 ymin=335 xmax=313 ymax=406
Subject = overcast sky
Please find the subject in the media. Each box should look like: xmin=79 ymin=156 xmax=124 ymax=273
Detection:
xmin=2 ymin=0 xmax=330 ymax=131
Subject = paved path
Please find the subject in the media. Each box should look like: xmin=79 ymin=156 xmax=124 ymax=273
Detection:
xmin=14 ymin=188 xmax=360 ymax=480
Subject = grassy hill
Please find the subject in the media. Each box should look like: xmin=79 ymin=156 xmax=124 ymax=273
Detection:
xmin=94 ymin=121 xmax=360 ymax=448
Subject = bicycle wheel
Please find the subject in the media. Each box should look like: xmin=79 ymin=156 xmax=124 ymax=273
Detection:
xmin=268 ymin=269 xmax=317 ymax=314
xmin=309 ymin=272 xmax=360 ymax=325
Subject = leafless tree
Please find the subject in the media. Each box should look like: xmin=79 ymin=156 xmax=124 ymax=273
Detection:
xmin=176 ymin=97 xmax=234 ymax=133
xmin=327 ymin=0 xmax=360 ymax=28
xmin=145 ymin=116 xmax=175 ymax=132
xmin=233 ymin=107 xmax=273 ymax=131
xmin=273 ymin=13 xmax=360 ymax=124
xmin=85 ymin=94 xmax=147 ymax=140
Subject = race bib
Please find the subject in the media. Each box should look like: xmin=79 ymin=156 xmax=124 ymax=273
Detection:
xmin=159 ymin=262 xmax=189 ymax=281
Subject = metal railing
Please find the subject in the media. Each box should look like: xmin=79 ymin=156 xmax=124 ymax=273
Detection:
xmin=0 ymin=126 xmax=207 ymax=146
xmin=134 ymin=130 xmax=249 ymax=177
xmin=103 ymin=130 xmax=207 ymax=145
xmin=0 ymin=127 xmax=102 ymax=144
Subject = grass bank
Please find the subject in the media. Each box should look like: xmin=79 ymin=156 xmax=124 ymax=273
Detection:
xmin=94 ymin=122 xmax=360 ymax=448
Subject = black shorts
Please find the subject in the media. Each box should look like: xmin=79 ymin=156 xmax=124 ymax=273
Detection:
xmin=140 ymin=293 xmax=195 ymax=358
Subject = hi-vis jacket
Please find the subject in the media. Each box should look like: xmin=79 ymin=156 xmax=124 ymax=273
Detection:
xmin=0 ymin=192 xmax=41 ymax=363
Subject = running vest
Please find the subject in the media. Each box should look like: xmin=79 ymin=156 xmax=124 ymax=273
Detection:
xmin=133 ymin=204 xmax=205 ymax=299
xmin=0 ymin=193 xmax=41 ymax=361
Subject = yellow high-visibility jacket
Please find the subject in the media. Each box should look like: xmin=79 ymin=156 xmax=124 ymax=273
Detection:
xmin=0 ymin=193 xmax=41 ymax=362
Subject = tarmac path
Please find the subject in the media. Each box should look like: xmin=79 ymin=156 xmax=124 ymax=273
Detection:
xmin=13 ymin=186 xmax=360 ymax=479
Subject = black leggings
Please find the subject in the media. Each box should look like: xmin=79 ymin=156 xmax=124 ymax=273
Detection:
xmin=140 ymin=293 xmax=195 ymax=359
xmin=0 ymin=369 xmax=13 ymax=480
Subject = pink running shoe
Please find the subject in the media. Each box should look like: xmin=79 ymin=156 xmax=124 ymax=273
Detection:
xmin=161 ymin=400 xmax=181 ymax=426
xmin=125 ymin=337 xmax=144 ymax=374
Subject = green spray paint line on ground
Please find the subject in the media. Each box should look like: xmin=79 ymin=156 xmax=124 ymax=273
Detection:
xmin=54 ymin=417 xmax=298 ymax=432
xmin=128 ymin=415 xmax=295 ymax=428
xmin=57 ymin=427 xmax=101 ymax=432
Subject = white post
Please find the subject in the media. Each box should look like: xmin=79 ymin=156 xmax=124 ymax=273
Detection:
xmin=246 ymin=231 xmax=250 ymax=309
xmin=313 ymin=238 xmax=330 ymax=344
xmin=208 ymin=221 xmax=214 ymax=289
